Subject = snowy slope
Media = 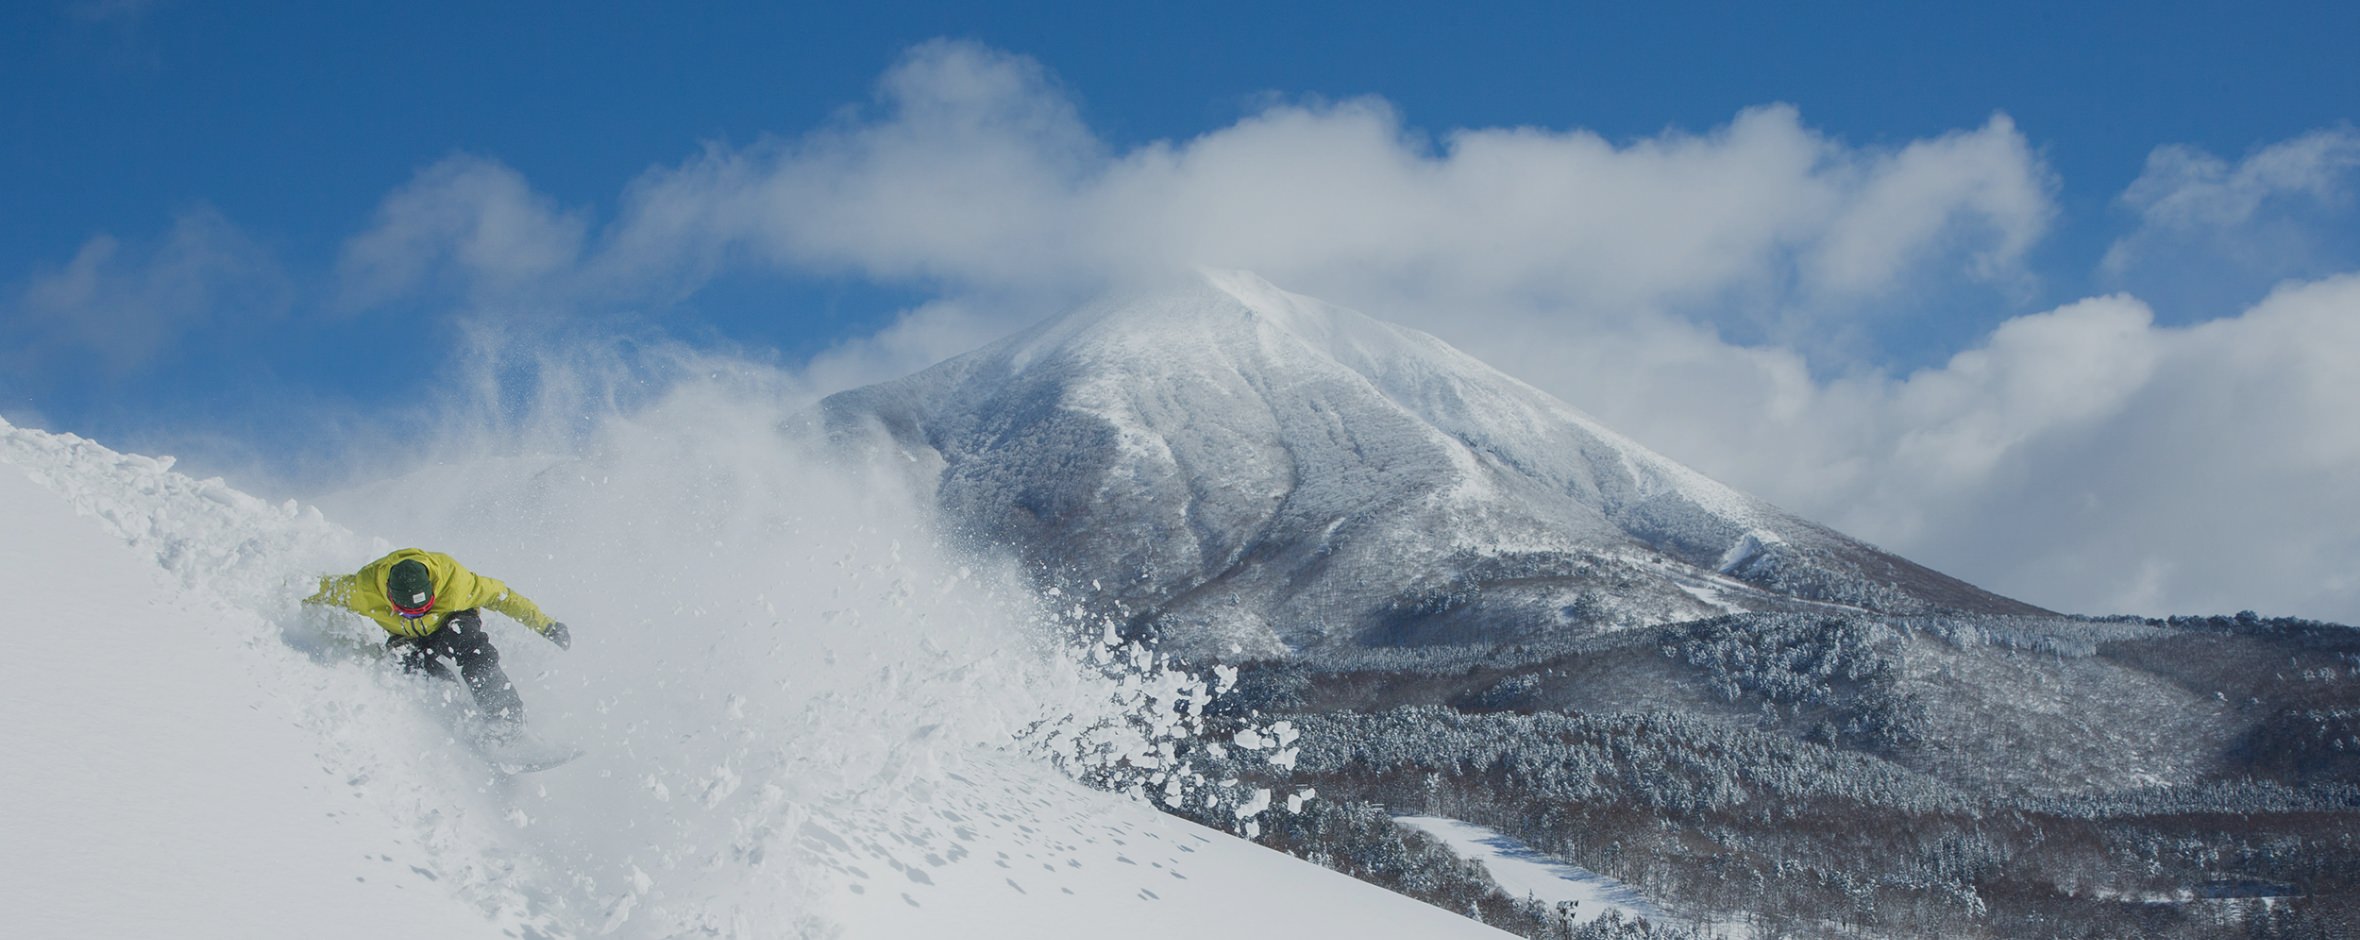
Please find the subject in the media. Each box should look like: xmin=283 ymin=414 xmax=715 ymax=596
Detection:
xmin=820 ymin=270 xmax=2043 ymax=656
xmin=0 ymin=414 xmax=1512 ymax=938
xmin=821 ymin=754 xmax=1512 ymax=939
xmin=0 ymin=456 xmax=503 ymax=939
xmin=1395 ymin=817 xmax=1664 ymax=927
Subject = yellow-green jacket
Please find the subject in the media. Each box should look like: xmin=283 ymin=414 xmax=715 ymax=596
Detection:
xmin=306 ymin=548 xmax=558 ymax=639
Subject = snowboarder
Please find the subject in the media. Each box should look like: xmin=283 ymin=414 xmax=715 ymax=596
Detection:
xmin=305 ymin=548 xmax=571 ymax=736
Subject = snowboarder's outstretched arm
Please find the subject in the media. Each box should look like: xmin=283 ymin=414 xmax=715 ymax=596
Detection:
xmin=463 ymin=573 xmax=561 ymax=637
xmin=304 ymin=573 xmax=361 ymax=609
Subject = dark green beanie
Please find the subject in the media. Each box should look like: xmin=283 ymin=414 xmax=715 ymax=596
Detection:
xmin=387 ymin=559 xmax=435 ymax=611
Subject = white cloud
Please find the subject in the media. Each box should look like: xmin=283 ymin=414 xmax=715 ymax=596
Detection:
xmin=1882 ymin=295 xmax=2162 ymax=490
xmin=1807 ymin=115 xmax=2051 ymax=298
xmin=2117 ymin=128 xmax=2360 ymax=233
xmin=787 ymin=298 xmax=1023 ymax=402
xmin=593 ymin=40 xmax=1100 ymax=293
xmin=337 ymin=154 xmax=589 ymax=311
xmin=1954 ymin=275 xmax=2360 ymax=619
xmin=2101 ymin=127 xmax=2360 ymax=298
xmin=549 ymin=41 xmax=2053 ymax=338
xmin=1469 ymin=273 xmax=2360 ymax=622
xmin=4 ymin=207 xmax=288 ymax=373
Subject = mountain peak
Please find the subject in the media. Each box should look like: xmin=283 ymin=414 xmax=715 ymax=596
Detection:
xmin=995 ymin=268 xmax=1426 ymax=378
xmin=822 ymin=274 xmax=2045 ymax=656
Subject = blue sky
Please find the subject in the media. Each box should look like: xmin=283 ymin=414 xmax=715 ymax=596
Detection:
xmin=4 ymin=1 xmax=2359 ymax=621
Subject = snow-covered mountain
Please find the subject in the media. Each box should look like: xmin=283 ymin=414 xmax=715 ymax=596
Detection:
xmin=819 ymin=270 xmax=2045 ymax=657
xmin=0 ymin=414 xmax=1516 ymax=939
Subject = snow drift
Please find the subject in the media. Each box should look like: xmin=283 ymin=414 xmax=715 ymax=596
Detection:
xmin=0 ymin=387 xmax=1509 ymax=937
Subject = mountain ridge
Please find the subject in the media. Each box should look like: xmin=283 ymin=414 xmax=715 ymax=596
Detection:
xmin=820 ymin=270 xmax=2045 ymax=657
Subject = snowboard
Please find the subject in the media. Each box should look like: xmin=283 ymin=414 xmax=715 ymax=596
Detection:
xmin=383 ymin=646 xmax=583 ymax=773
xmin=467 ymin=723 xmax=585 ymax=774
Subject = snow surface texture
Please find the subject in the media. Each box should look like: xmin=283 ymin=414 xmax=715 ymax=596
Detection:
xmin=0 ymin=409 xmax=1511 ymax=938
xmin=821 ymin=270 xmax=2044 ymax=657
xmin=0 ymin=435 xmax=498 ymax=939
xmin=1394 ymin=817 xmax=1664 ymax=927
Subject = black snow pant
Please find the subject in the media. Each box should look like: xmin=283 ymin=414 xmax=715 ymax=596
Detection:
xmin=386 ymin=609 xmax=525 ymax=725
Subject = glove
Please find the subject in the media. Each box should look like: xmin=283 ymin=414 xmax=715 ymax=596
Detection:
xmin=544 ymin=621 xmax=572 ymax=651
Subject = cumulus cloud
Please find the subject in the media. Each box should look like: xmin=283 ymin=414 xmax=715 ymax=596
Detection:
xmin=1915 ymin=275 xmax=2360 ymax=620
xmin=3 ymin=207 xmax=289 ymax=374
xmin=342 ymin=40 xmax=2038 ymax=349
xmin=1472 ymin=274 xmax=2360 ymax=622
xmin=587 ymin=41 xmax=1102 ymax=296
xmin=1806 ymin=115 xmax=2051 ymax=298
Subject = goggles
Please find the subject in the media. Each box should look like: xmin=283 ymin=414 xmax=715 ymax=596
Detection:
xmin=391 ymin=591 xmax=437 ymax=620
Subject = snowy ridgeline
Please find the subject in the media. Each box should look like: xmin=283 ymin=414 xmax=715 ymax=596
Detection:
xmin=0 ymin=413 xmax=1515 ymax=939
xmin=819 ymin=270 xmax=2041 ymax=660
